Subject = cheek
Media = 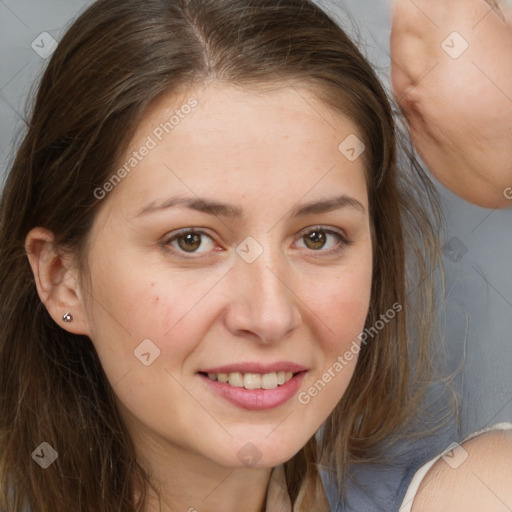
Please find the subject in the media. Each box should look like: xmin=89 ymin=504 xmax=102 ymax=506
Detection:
xmin=84 ymin=253 xmax=224 ymax=375
xmin=309 ymin=263 xmax=373 ymax=351
xmin=297 ymin=258 xmax=372 ymax=410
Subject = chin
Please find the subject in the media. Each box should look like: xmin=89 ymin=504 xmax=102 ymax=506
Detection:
xmin=218 ymin=434 xmax=312 ymax=470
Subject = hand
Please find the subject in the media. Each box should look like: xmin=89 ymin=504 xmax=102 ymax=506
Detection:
xmin=391 ymin=0 xmax=512 ymax=209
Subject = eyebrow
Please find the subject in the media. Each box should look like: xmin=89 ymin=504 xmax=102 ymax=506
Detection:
xmin=136 ymin=194 xmax=366 ymax=219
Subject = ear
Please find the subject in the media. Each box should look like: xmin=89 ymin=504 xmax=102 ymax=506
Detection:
xmin=25 ymin=227 xmax=91 ymax=336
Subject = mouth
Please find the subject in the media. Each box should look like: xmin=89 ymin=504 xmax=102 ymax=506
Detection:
xmin=198 ymin=370 xmax=296 ymax=390
xmin=196 ymin=364 xmax=308 ymax=410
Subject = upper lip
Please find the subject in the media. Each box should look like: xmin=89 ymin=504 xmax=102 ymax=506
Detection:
xmin=199 ymin=362 xmax=307 ymax=374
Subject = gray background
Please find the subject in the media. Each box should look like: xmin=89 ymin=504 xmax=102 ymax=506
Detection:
xmin=1 ymin=0 xmax=511 ymax=448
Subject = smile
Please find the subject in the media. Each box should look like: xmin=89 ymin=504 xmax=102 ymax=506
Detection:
xmin=197 ymin=365 xmax=307 ymax=411
xmin=203 ymin=371 xmax=295 ymax=390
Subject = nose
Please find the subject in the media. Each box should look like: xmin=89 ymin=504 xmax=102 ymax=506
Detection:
xmin=224 ymin=250 xmax=302 ymax=344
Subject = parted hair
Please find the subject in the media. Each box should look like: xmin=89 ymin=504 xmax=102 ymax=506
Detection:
xmin=0 ymin=0 xmax=442 ymax=510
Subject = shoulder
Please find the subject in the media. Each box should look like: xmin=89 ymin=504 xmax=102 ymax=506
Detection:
xmin=411 ymin=428 xmax=512 ymax=512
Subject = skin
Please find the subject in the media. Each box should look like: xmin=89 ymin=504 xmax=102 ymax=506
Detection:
xmin=25 ymin=83 xmax=373 ymax=511
xmin=411 ymin=430 xmax=512 ymax=512
xmin=391 ymin=0 xmax=512 ymax=209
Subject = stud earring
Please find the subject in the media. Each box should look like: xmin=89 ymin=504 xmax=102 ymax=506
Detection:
xmin=62 ymin=312 xmax=73 ymax=322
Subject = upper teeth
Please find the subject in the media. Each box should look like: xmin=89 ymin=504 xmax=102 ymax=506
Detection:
xmin=206 ymin=371 xmax=294 ymax=390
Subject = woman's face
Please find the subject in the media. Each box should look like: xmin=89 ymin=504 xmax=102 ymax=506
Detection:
xmin=81 ymin=83 xmax=373 ymax=469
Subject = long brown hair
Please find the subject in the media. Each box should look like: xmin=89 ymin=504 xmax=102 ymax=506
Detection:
xmin=0 ymin=0 xmax=443 ymax=510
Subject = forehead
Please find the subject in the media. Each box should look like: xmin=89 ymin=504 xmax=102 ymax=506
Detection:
xmin=105 ymin=83 xmax=369 ymax=214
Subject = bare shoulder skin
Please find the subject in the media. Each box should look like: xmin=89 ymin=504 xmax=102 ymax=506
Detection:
xmin=412 ymin=429 xmax=512 ymax=511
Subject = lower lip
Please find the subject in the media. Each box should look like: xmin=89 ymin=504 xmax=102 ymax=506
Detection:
xmin=198 ymin=372 xmax=307 ymax=411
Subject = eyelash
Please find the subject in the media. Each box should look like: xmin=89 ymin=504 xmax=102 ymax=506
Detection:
xmin=160 ymin=226 xmax=352 ymax=259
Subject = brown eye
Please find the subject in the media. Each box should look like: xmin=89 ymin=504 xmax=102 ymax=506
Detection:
xmin=295 ymin=227 xmax=350 ymax=255
xmin=177 ymin=232 xmax=202 ymax=252
xmin=303 ymin=230 xmax=327 ymax=250
xmin=164 ymin=229 xmax=216 ymax=255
